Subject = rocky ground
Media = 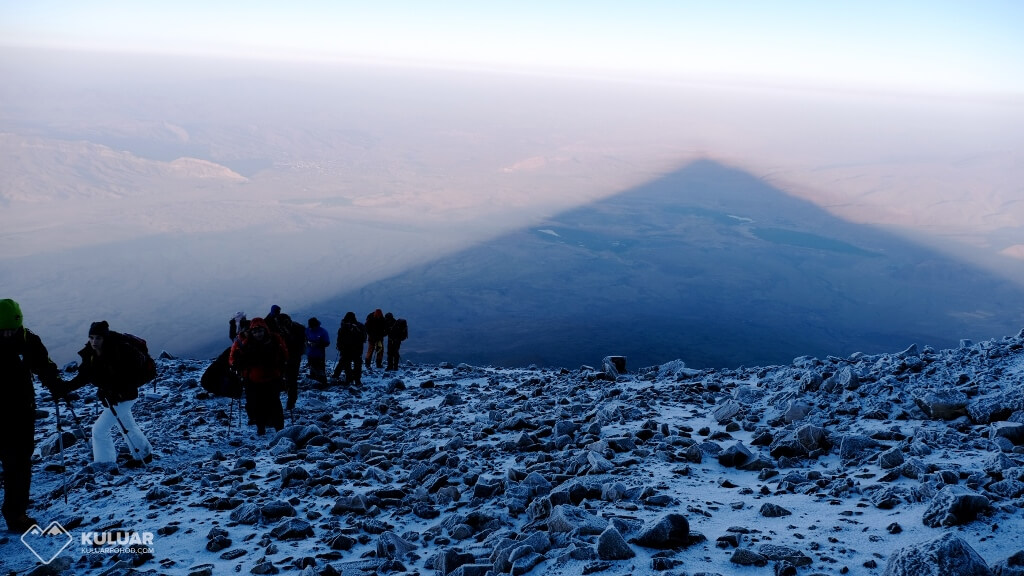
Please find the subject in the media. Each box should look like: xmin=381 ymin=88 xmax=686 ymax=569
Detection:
xmin=3 ymin=332 xmax=1024 ymax=576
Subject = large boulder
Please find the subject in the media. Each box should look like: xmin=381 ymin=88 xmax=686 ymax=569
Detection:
xmin=883 ymin=532 xmax=992 ymax=576
xmin=922 ymin=486 xmax=990 ymax=528
xmin=916 ymin=390 xmax=969 ymax=420
xmin=631 ymin=514 xmax=691 ymax=549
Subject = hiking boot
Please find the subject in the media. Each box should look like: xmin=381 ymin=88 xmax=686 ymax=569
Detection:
xmin=5 ymin=514 xmax=38 ymax=533
xmin=90 ymin=461 xmax=119 ymax=475
xmin=257 ymin=425 xmax=266 ymax=436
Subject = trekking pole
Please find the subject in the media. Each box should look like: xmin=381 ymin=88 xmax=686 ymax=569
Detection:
xmin=106 ymin=402 xmax=145 ymax=463
xmin=63 ymin=398 xmax=89 ymax=440
xmin=53 ymin=399 xmax=69 ymax=504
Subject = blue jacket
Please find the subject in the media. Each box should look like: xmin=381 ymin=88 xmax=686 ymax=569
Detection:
xmin=305 ymin=325 xmax=330 ymax=360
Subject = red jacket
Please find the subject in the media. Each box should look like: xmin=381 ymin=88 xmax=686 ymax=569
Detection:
xmin=229 ymin=318 xmax=288 ymax=384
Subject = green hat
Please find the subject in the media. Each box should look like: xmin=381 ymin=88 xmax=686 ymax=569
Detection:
xmin=0 ymin=299 xmax=23 ymax=330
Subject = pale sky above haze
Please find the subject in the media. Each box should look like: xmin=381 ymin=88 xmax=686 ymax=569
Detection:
xmin=2 ymin=0 xmax=1022 ymax=94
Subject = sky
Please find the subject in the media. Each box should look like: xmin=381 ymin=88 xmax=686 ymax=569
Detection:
xmin=2 ymin=0 xmax=1023 ymax=94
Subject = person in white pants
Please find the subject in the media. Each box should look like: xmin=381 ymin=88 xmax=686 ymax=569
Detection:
xmin=59 ymin=321 xmax=153 ymax=466
xmin=90 ymin=398 xmax=152 ymax=464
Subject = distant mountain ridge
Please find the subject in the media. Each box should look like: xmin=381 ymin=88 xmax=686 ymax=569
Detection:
xmin=314 ymin=160 xmax=1024 ymax=370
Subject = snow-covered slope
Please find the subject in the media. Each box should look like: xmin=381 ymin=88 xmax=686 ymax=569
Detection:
xmin=3 ymin=332 xmax=1024 ymax=575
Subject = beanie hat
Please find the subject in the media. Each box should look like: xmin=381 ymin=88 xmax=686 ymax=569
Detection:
xmin=89 ymin=321 xmax=110 ymax=337
xmin=268 ymin=305 xmax=281 ymax=318
xmin=308 ymin=317 xmax=321 ymax=328
xmin=0 ymin=299 xmax=23 ymax=330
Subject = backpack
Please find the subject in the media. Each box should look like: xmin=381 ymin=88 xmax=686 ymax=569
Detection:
xmin=201 ymin=347 xmax=243 ymax=399
xmin=286 ymin=319 xmax=308 ymax=355
xmin=392 ymin=319 xmax=408 ymax=342
xmin=271 ymin=315 xmax=307 ymax=356
xmin=338 ymin=322 xmax=366 ymax=348
xmin=118 ymin=332 xmax=158 ymax=387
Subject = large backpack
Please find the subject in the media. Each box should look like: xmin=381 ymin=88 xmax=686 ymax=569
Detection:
xmin=392 ymin=319 xmax=408 ymax=342
xmin=118 ymin=332 xmax=158 ymax=387
xmin=201 ymin=347 xmax=243 ymax=399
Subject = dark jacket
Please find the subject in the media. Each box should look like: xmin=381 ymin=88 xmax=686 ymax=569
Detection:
xmin=337 ymin=316 xmax=367 ymax=356
xmin=269 ymin=314 xmax=306 ymax=363
xmin=365 ymin=310 xmax=387 ymax=341
xmin=1 ymin=328 xmax=59 ymax=417
xmin=68 ymin=332 xmax=141 ymax=406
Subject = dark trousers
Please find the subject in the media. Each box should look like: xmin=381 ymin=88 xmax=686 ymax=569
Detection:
xmin=244 ymin=381 xmax=284 ymax=434
xmin=284 ymin=359 xmax=301 ymax=409
xmin=386 ymin=339 xmax=402 ymax=370
xmin=308 ymin=357 xmax=327 ymax=384
xmin=334 ymin=351 xmax=362 ymax=385
xmin=0 ymin=416 xmax=35 ymax=526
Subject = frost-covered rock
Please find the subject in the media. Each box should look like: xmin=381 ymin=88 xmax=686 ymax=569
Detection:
xmin=883 ymin=532 xmax=992 ymax=576
xmin=922 ymin=486 xmax=991 ymax=528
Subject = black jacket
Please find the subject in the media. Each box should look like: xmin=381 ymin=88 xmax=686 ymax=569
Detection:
xmin=68 ymin=332 xmax=141 ymax=405
xmin=337 ymin=320 xmax=367 ymax=356
xmin=365 ymin=313 xmax=387 ymax=341
xmin=0 ymin=328 xmax=59 ymax=419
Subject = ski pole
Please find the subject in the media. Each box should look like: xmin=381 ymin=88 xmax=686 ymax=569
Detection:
xmin=53 ymin=399 xmax=68 ymax=504
xmin=107 ymin=401 xmax=145 ymax=463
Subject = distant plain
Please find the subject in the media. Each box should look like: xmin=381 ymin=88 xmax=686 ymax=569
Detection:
xmin=2 ymin=48 xmax=1022 ymax=367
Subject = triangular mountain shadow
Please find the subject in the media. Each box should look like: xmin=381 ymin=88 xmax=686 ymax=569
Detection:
xmin=317 ymin=159 xmax=1024 ymax=370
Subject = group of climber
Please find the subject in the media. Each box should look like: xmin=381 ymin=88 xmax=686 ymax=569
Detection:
xmin=0 ymin=298 xmax=409 ymax=534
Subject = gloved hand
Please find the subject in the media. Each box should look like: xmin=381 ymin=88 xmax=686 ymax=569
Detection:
xmin=44 ymin=379 xmax=69 ymax=400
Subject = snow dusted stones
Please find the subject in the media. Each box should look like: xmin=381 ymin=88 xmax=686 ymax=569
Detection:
xmin=883 ymin=532 xmax=992 ymax=576
xmin=10 ymin=332 xmax=1024 ymax=575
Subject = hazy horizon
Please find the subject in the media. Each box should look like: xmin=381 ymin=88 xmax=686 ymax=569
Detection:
xmin=2 ymin=4 xmax=1023 ymax=365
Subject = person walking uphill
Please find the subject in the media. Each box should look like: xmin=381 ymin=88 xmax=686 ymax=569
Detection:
xmin=305 ymin=317 xmax=330 ymax=386
xmin=333 ymin=312 xmax=366 ymax=387
xmin=364 ymin=309 xmax=386 ymax=370
xmin=230 ymin=317 xmax=288 ymax=436
xmin=384 ymin=312 xmax=408 ymax=371
xmin=0 ymin=299 xmax=60 ymax=533
xmin=59 ymin=321 xmax=154 ymax=468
